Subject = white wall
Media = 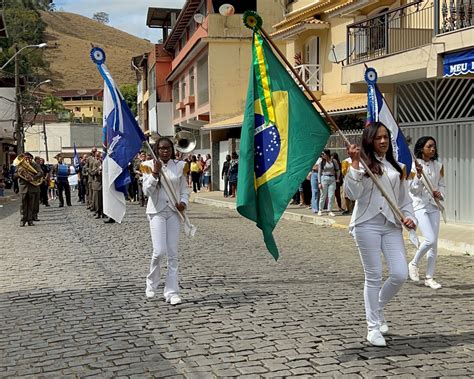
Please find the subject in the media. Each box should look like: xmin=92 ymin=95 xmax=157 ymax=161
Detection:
xmin=0 ymin=88 xmax=16 ymax=139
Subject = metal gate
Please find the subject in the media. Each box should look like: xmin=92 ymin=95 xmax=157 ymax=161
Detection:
xmin=402 ymin=122 xmax=474 ymax=224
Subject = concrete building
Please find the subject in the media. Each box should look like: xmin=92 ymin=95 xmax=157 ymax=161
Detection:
xmin=24 ymin=119 xmax=102 ymax=164
xmin=54 ymin=89 xmax=103 ymax=123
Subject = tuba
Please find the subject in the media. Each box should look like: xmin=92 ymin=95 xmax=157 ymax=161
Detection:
xmin=175 ymin=130 xmax=196 ymax=154
xmin=13 ymin=154 xmax=42 ymax=186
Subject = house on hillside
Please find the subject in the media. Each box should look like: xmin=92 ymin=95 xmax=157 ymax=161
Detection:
xmin=54 ymin=89 xmax=103 ymax=123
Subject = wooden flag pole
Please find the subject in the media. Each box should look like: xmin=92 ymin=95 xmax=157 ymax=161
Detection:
xmin=144 ymin=141 xmax=197 ymax=237
xmin=257 ymin=27 xmax=418 ymax=245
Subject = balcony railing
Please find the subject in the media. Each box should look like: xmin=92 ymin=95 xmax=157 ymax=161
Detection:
xmin=346 ymin=1 xmax=434 ymax=64
xmin=289 ymin=64 xmax=322 ymax=91
xmin=438 ymin=0 xmax=474 ymax=34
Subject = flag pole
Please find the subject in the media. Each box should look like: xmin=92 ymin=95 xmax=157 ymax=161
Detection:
xmin=144 ymin=141 xmax=197 ymax=237
xmin=257 ymin=26 xmax=418 ymax=245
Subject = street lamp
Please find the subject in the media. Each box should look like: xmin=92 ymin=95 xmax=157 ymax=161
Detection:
xmin=0 ymin=43 xmax=47 ymax=70
xmin=31 ymin=79 xmax=52 ymax=94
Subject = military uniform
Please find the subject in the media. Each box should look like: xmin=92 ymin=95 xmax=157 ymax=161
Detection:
xmin=89 ymin=157 xmax=103 ymax=217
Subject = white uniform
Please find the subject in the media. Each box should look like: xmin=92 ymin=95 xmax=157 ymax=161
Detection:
xmin=142 ymin=159 xmax=189 ymax=300
xmin=343 ymin=156 xmax=416 ymax=332
xmin=409 ymin=159 xmax=445 ymax=278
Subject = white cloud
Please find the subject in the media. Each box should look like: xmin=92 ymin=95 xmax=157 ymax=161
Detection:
xmin=54 ymin=0 xmax=185 ymax=42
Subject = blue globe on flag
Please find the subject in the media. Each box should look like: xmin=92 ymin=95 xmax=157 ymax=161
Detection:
xmin=254 ymin=113 xmax=281 ymax=178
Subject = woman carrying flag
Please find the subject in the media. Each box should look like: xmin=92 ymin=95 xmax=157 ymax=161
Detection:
xmin=344 ymin=122 xmax=417 ymax=347
xmin=142 ymin=137 xmax=189 ymax=305
xmin=408 ymin=136 xmax=445 ymax=289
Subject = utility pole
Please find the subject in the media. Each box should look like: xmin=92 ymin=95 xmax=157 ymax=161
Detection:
xmin=43 ymin=119 xmax=49 ymax=161
xmin=14 ymin=45 xmax=24 ymax=155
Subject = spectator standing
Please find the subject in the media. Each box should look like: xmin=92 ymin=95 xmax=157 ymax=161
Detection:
xmin=332 ymin=152 xmax=345 ymax=212
xmin=309 ymin=156 xmax=321 ymax=213
xmin=203 ymin=154 xmax=212 ymax=191
xmin=39 ymin=158 xmax=50 ymax=207
xmin=318 ymin=149 xmax=339 ymax=217
xmin=190 ymin=155 xmax=201 ymax=193
xmin=228 ymin=152 xmax=239 ymax=198
xmin=222 ymin=154 xmax=231 ymax=197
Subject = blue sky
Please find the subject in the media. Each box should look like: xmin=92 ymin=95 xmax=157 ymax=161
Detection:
xmin=54 ymin=0 xmax=185 ymax=42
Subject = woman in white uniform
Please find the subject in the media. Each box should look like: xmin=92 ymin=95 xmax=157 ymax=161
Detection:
xmin=142 ymin=137 xmax=189 ymax=305
xmin=344 ymin=122 xmax=417 ymax=347
xmin=408 ymin=136 xmax=445 ymax=289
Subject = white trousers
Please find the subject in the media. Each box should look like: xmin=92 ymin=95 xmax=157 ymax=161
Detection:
xmin=353 ymin=214 xmax=408 ymax=331
xmin=412 ymin=206 xmax=440 ymax=278
xmin=147 ymin=207 xmax=181 ymax=299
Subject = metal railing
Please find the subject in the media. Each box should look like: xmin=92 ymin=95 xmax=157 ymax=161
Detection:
xmin=438 ymin=0 xmax=474 ymax=34
xmin=346 ymin=1 xmax=434 ymax=64
xmin=288 ymin=64 xmax=322 ymax=91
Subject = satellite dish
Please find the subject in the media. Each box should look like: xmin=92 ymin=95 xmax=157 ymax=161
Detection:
xmin=328 ymin=42 xmax=349 ymax=64
xmin=193 ymin=13 xmax=205 ymax=24
xmin=219 ymin=3 xmax=235 ymax=16
xmin=77 ymin=89 xmax=87 ymax=95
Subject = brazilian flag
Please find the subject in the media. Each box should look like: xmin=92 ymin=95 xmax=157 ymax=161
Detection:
xmin=236 ymin=32 xmax=331 ymax=260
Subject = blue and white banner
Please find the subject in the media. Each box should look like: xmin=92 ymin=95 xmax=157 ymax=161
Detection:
xmin=90 ymin=47 xmax=146 ymax=223
xmin=73 ymin=143 xmax=80 ymax=173
xmin=365 ymin=67 xmax=412 ymax=178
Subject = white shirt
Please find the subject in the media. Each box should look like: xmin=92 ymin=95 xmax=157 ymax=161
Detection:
xmin=410 ymin=159 xmax=445 ymax=212
xmin=142 ymin=159 xmax=189 ymax=214
xmin=343 ymin=156 xmax=416 ymax=229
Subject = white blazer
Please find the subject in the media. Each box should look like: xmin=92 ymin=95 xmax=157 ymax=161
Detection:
xmin=343 ymin=156 xmax=417 ymax=230
xmin=410 ymin=159 xmax=445 ymax=212
xmin=142 ymin=159 xmax=189 ymax=214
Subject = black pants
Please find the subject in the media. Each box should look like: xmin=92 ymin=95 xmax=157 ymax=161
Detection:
xmin=40 ymin=183 xmax=49 ymax=205
xmin=191 ymin=172 xmax=201 ymax=193
xmin=57 ymin=180 xmax=71 ymax=206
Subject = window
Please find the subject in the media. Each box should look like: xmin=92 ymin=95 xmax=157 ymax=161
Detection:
xmin=197 ymin=56 xmax=208 ymax=106
xmin=181 ymin=79 xmax=186 ymax=100
xmin=189 ymin=69 xmax=195 ymax=96
xmin=75 ymin=107 xmax=80 ymax=112
xmin=173 ymin=82 xmax=180 ymax=118
xmin=148 ymin=65 xmax=156 ymax=93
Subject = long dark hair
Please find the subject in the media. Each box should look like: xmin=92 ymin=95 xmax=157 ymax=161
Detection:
xmin=362 ymin=122 xmax=403 ymax=178
xmin=153 ymin=137 xmax=176 ymax=159
xmin=414 ymin=136 xmax=438 ymax=161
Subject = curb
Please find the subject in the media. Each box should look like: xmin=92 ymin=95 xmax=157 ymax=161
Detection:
xmin=192 ymin=196 xmax=473 ymax=257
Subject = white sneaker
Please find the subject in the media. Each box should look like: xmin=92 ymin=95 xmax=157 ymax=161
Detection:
xmin=379 ymin=322 xmax=389 ymax=335
xmin=328 ymin=212 xmax=336 ymax=217
xmin=317 ymin=211 xmax=323 ymax=216
xmin=145 ymin=289 xmax=155 ymax=299
xmin=169 ymin=295 xmax=182 ymax=305
xmin=367 ymin=330 xmax=387 ymax=347
xmin=425 ymin=278 xmax=442 ymax=289
xmin=408 ymin=262 xmax=419 ymax=282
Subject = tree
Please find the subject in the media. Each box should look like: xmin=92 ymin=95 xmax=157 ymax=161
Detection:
xmin=120 ymin=84 xmax=137 ymax=116
xmin=92 ymin=12 xmax=110 ymax=24
xmin=40 ymin=94 xmax=65 ymax=114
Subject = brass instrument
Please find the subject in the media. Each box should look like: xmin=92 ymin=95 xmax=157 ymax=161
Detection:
xmin=174 ymin=130 xmax=196 ymax=154
xmin=13 ymin=154 xmax=42 ymax=186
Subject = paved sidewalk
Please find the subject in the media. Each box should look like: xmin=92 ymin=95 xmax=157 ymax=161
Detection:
xmin=192 ymin=191 xmax=474 ymax=257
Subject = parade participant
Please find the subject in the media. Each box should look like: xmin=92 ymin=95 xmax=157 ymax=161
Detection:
xmin=89 ymin=150 xmax=103 ymax=218
xmin=16 ymin=153 xmax=43 ymax=226
xmin=221 ymin=154 xmax=231 ymax=197
xmin=32 ymin=157 xmax=44 ymax=220
xmin=39 ymin=158 xmax=50 ymax=207
xmin=52 ymin=154 xmax=72 ymax=207
xmin=344 ymin=122 xmax=417 ymax=347
xmin=142 ymin=137 xmax=189 ymax=305
xmin=408 ymin=136 xmax=445 ymax=289
xmin=86 ymin=147 xmax=97 ymax=209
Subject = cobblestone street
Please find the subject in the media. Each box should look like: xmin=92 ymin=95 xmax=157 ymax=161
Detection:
xmin=1 ymin=200 xmax=473 ymax=378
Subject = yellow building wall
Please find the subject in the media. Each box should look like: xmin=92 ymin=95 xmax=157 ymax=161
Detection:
xmin=63 ymin=100 xmax=102 ymax=120
xmin=208 ymin=41 xmax=252 ymax=123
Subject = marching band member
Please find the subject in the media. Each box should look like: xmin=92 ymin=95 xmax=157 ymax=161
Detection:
xmin=408 ymin=136 xmax=445 ymax=289
xmin=142 ymin=137 xmax=189 ymax=305
xmin=344 ymin=122 xmax=417 ymax=347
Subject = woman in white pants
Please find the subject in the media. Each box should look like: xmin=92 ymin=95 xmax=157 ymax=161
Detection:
xmin=142 ymin=137 xmax=189 ymax=305
xmin=408 ymin=136 xmax=445 ymax=289
xmin=318 ymin=149 xmax=339 ymax=216
xmin=344 ymin=122 xmax=417 ymax=347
